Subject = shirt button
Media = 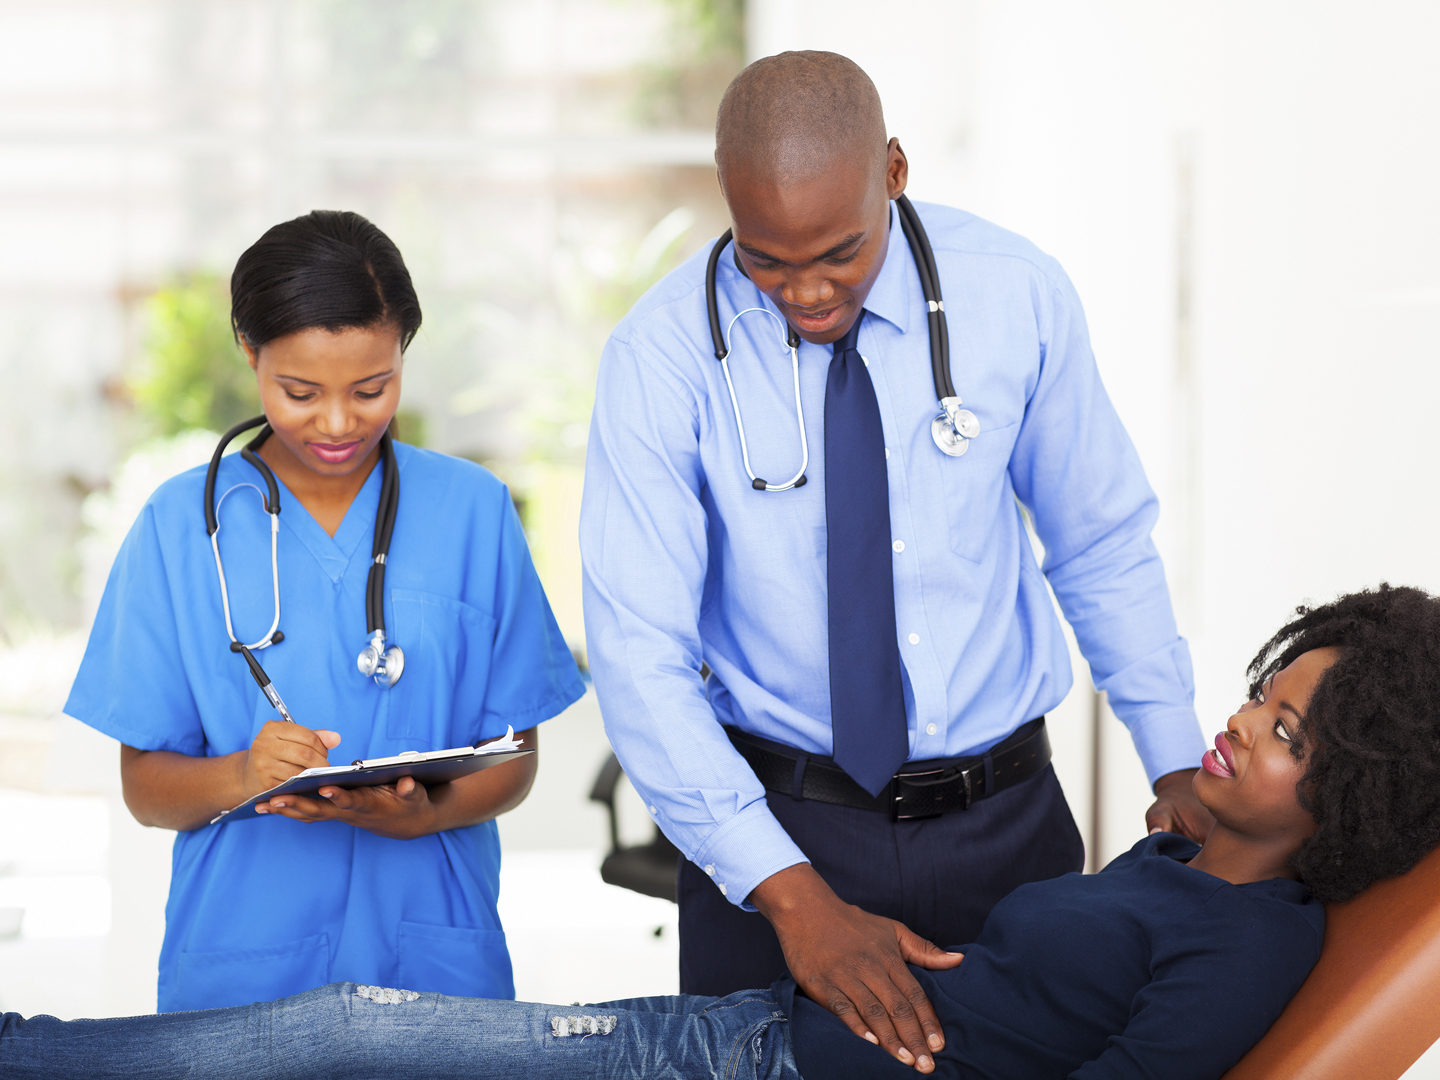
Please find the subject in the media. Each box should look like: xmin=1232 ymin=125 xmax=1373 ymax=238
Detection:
xmin=926 ymin=723 xmax=938 ymax=736
xmin=885 ymin=447 xmax=890 ymax=459
xmin=892 ymin=540 xmax=904 ymax=553
xmin=704 ymin=864 xmax=715 ymax=877
xmin=648 ymin=805 xmax=658 ymax=814
xmin=862 ymin=356 xmax=870 ymax=367
xmin=718 ymin=883 xmax=728 ymax=897
xmin=908 ymin=633 xmax=920 ymax=645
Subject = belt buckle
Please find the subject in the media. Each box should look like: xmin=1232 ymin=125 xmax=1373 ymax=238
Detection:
xmin=890 ymin=764 xmax=973 ymax=823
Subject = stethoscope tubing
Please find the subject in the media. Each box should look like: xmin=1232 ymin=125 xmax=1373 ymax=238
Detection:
xmin=719 ymin=307 xmax=810 ymax=491
xmin=894 ymin=194 xmax=956 ymax=403
xmin=364 ymin=433 xmax=400 ymax=635
xmin=209 ymin=483 xmax=282 ymax=651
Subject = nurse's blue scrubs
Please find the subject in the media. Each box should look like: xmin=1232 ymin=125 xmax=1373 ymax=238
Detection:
xmin=65 ymin=443 xmax=585 ymax=1012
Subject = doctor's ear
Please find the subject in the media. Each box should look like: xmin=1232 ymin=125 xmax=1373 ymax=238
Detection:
xmin=885 ymin=138 xmax=909 ymax=200
xmin=239 ymin=338 xmax=259 ymax=372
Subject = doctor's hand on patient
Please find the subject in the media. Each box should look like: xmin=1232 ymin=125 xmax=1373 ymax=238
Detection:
xmin=752 ymin=863 xmax=963 ymax=1074
xmin=1144 ymin=767 xmax=1215 ymax=843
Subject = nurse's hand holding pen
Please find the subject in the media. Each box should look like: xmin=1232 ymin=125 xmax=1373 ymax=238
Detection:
xmin=243 ymin=718 xmax=342 ymax=793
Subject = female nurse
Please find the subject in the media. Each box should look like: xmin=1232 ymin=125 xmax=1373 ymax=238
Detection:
xmin=64 ymin=210 xmax=585 ymax=1012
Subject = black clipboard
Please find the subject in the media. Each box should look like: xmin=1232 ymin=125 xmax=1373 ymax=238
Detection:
xmin=210 ymin=729 xmax=531 ymax=825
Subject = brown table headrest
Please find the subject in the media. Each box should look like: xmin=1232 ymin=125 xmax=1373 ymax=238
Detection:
xmin=1223 ymin=842 xmax=1440 ymax=1080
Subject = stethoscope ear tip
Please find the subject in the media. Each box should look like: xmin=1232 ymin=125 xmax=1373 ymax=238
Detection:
xmin=751 ymin=477 xmax=767 ymax=491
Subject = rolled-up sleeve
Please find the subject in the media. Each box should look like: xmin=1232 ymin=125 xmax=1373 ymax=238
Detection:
xmin=581 ymin=329 xmax=806 ymax=907
xmin=1009 ymin=270 xmax=1206 ymax=785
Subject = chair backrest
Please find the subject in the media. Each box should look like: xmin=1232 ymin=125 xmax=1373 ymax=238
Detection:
xmin=1223 ymin=842 xmax=1440 ymax=1079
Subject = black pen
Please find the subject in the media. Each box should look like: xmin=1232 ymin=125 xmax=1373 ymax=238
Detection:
xmin=236 ymin=644 xmax=298 ymax=724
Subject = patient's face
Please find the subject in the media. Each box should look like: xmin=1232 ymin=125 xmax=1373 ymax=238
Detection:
xmin=1195 ymin=647 xmax=1339 ymax=846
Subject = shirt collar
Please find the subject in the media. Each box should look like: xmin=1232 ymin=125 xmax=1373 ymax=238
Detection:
xmin=856 ymin=201 xmax=912 ymax=336
xmin=715 ymin=201 xmax=914 ymax=338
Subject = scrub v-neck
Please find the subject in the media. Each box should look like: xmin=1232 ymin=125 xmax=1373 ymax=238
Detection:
xmin=272 ymin=458 xmax=384 ymax=584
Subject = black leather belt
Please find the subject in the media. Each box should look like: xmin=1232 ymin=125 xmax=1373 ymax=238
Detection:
xmin=728 ymin=718 xmax=1051 ymax=823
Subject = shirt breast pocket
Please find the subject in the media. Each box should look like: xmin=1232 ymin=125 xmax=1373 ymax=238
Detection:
xmin=386 ymin=588 xmax=498 ymax=745
xmin=941 ymin=421 xmax=1020 ymax=564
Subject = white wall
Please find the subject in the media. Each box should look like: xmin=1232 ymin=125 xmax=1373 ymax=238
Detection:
xmin=746 ymin=0 xmax=1440 ymax=875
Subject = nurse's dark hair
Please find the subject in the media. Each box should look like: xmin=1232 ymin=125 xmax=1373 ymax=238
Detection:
xmin=230 ymin=210 xmax=422 ymax=352
xmin=1247 ymin=583 xmax=1440 ymax=902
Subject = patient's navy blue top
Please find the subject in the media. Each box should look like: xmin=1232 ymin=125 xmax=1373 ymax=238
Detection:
xmin=779 ymin=833 xmax=1324 ymax=1079
xmin=65 ymin=443 xmax=585 ymax=1012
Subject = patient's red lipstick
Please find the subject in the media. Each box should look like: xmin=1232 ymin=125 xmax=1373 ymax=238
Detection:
xmin=1203 ymin=733 xmax=1236 ymax=779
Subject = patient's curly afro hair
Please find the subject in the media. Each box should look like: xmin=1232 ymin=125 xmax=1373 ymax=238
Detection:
xmin=1246 ymin=583 xmax=1440 ymax=903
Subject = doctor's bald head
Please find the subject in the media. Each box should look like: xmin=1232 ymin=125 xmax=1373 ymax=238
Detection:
xmin=714 ymin=51 xmax=889 ymax=186
xmin=711 ymin=52 xmax=907 ymax=347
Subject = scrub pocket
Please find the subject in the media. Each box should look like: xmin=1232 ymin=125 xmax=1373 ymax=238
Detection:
xmin=171 ymin=933 xmax=329 ymax=1011
xmin=397 ymin=920 xmax=514 ymax=999
xmin=942 ymin=421 xmax=1020 ymax=563
xmin=386 ymin=589 xmax=498 ymax=742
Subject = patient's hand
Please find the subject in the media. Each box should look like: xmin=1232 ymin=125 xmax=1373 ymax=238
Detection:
xmin=1145 ymin=768 xmax=1215 ymax=842
xmin=751 ymin=863 xmax=963 ymax=1074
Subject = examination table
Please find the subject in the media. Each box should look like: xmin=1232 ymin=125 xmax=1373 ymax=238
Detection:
xmin=1224 ymin=840 xmax=1440 ymax=1079
xmin=590 ymin=754 xmax=1440 ymax=1077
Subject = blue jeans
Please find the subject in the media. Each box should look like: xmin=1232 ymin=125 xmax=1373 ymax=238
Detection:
xmin=0 ymin=981 xmax=800 ymax=1080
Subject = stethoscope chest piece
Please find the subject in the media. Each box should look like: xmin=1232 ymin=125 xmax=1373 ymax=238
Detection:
xmin=357 ymin=630 xmax=405 ymax=688
xmin=932 ymin=397 xmax=980 ymax=457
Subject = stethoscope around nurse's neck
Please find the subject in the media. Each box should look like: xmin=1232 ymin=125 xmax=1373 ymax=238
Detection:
xmin=203 ymin=415 xmax=405 ymax=688
xmin=703 ymin=193 xmax=980 ymax=492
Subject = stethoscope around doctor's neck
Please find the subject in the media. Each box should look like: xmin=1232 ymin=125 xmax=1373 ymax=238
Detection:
xmin=203 ymin=415 xmax=405 ymax=688
xmin=704 ymin=193 xmax=979 ymax=492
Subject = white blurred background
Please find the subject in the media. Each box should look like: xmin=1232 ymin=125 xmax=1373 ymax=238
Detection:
xmin=2 ymin=1 xmax=1439 ymax=1071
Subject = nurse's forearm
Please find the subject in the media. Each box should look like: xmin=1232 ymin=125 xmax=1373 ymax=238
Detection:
xmin=417 ymin=727 xmax=540 ymax=835
xmin=121 ymin=720 xmax=340 ymax=831
xmin=119 ymin=745 xmax=251 ymax=831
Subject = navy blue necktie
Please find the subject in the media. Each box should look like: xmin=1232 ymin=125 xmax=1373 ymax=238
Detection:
xmin=825 ymin=311 xmax=908 ymax=796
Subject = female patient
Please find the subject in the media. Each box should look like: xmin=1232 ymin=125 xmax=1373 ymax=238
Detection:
xmin=7 ymin=584 xmax=1440 ymax=1080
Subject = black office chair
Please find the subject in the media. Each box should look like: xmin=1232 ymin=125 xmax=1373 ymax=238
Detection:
xmin=588 ymin=752 xmax=680 ymax=902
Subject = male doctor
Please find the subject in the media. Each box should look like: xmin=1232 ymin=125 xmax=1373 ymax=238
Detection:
xmin=581 ymin=50 xmax=1210 ymax=1072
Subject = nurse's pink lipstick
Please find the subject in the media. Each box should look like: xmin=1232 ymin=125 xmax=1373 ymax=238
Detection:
xmin=1203 ymin=733 xmax=1236 ymax=779
xmin=310 ymin=439 xmax=361 ymax=465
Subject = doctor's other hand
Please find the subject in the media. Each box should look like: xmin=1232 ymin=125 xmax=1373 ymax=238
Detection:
xmin=1144 ymin=767 xmax=1214 ymax=843
xmin=240 ymin=720 xmax=340 ymax=795
xmin=751 ymin=863 xmax=962 ymax=1074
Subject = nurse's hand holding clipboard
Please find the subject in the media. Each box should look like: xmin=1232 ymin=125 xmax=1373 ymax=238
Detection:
xmin=256 ymin=727 xmax=539 ymax=841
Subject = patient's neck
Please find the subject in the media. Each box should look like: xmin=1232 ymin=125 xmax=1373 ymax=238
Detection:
xmin=1185 ymin=825 xmax=1302 ymax=887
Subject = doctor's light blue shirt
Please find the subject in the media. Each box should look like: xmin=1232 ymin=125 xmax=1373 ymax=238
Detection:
xmin=581 ymin=201 xmax=1207 ymax=908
